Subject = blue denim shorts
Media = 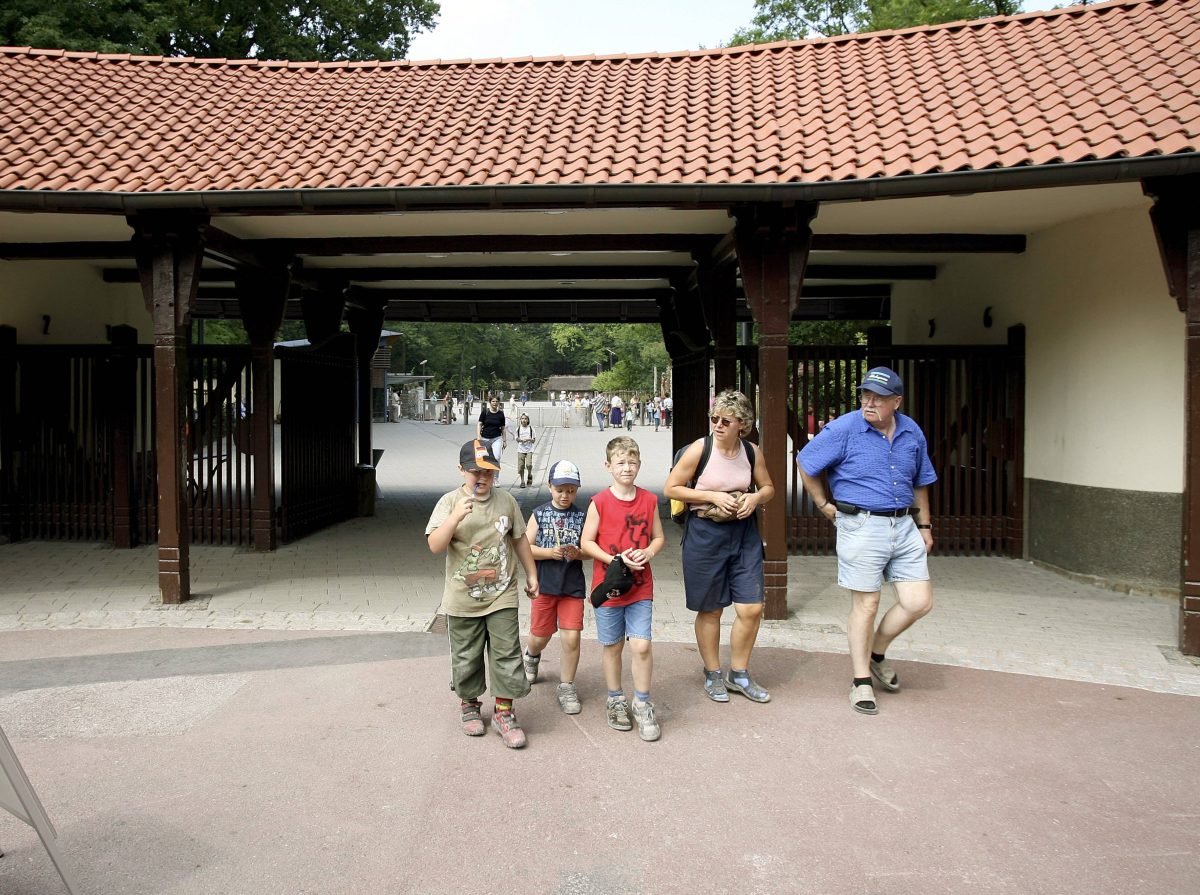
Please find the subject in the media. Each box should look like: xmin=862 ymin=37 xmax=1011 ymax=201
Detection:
xmin=594 ymin=599 xmax=653 ymax=645
xmin=835 ymin=512 xmax=929 ymax=593
xmin=681 ymin=515 xmax=764 ymax=612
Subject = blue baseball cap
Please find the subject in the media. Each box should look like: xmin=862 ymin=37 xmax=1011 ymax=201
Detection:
xmin=548 ymin=460 xmax=581 ymax=487
xmin=859 ymin=367 xmax=904 ymax=397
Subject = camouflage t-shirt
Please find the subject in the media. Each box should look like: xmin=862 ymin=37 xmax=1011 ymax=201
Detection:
xmin=426 ymin=486 xmax=527 ymax=617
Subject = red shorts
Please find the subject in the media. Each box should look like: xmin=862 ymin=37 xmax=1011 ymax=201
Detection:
xmin=530 ymin=594 xmax=585 ymax=637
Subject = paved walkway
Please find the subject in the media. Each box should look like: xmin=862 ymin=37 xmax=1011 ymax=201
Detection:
xmin=2 ymin=408 xmax=1199 ymax=893
xmin=1 ymin=409 xmax=1198 ymax=696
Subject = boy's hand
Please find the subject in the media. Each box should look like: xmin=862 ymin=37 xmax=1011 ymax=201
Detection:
xmin=561 ymin=545 xmax=580 ymax=561
xmin=620 ymin=548 xmax=648 ymax=571
xmin=454 ymin=492 xmax=475 ymax=519
xmin=524 ymin=575 xmax=539 ymax=599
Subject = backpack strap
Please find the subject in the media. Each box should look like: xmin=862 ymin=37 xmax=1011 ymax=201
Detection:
xmin=689 ymin=435 xmax=714 ymax=488
xmin=743 ymin=439 xmax=757 ymax=492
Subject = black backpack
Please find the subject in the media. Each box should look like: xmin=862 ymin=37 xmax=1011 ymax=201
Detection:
xmin=669 ymin=435 xmax=756 ymax=525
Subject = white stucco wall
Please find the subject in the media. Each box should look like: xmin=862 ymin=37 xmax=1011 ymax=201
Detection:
xmin=892 ymin=197 xmax=1184 ymax=494
xmin=0 ymin=261 xmax=149 ymax=343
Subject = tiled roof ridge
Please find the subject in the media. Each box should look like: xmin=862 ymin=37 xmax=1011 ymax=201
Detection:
xmin=0 ymin=0 xmax=1168 ymax=71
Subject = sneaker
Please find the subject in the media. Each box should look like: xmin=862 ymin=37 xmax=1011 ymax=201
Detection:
xmin=850 ymin=683 xmax=878 ymax=715
xmin=518 ymin=480 xmax=526 ymax=488
xmin=522 ymin=649 xmax=541 ymax=684
xmin=725 ymin=673 xmax=771 ymax=703
xmin=703 ymin=673 xmax=729 ymax=703
xmin=460 ymin=701 xmax=485 ymax=737
xmin=870 ymin=658 xmax=900 ymax=692
xmin=491 ymin=710 xmax=527 ymax=748
xmin=606 ymin=696 xmax=633 ymax=731
xmin=631 ymin=698 xmax=661 ymax=742
xmin=556 ymin=682 xmax=582 ymax=715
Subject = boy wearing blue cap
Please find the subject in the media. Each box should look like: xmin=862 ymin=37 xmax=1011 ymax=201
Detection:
xmin=522 ymin=459 xmax=588 ymax=714
xmin=796 ymin=367 xmax=937 ymax=716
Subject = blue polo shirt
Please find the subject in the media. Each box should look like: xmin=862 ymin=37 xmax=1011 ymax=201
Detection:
xmin=797 ymin=410 xmax=937 ymax=511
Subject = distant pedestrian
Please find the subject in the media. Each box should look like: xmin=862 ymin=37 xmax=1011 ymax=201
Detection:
xmin=593 ymin=392 xmax=608 ymax=430
xmin=477 ymin=396 xmax=507 ymax=471
xmin=515 ymin=413 xmax=536 ymax=488
xmin=426 ymin=439 xmax=538 ymax=748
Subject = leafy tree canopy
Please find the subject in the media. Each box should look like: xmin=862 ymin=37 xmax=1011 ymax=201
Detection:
xmin=729 ymin=0 xmax=1020 ymax=43
xmin=0 ymin=0 xmax=439 ymax=61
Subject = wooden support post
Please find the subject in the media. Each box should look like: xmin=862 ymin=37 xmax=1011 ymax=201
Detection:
xmin=346 ymin=291 xmax=387 ymax=516
xmin=131 ymin=212 xmax=206 ymax=604
xmin=1144 ymin=176 xmax=1200 ymax=655
xmin=699 ymin=259 xmax=738 ymax=394
xmin=106 ymin=325 xmax=138 ymax=548
xmin=1005 ymin=324 xmax=1026 ymax=560
xmin=734 ymin=203 xmax=818 ymax=621
xmin=236 ymin=267 xmax=291 ymax=552
xmin=0 ymin=325 xmax=16 ymax=544
xmin=658 ymin=280 xmax=713 ymax=457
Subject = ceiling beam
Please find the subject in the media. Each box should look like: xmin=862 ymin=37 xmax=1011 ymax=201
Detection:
xmin=809 ymin=233 xmax=1025 ymax=252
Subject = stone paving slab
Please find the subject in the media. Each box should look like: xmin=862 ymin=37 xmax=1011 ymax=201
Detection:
xmin=2 ymin=413 xmax=1198 ymax=697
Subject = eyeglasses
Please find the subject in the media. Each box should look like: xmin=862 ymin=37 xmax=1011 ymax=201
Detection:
xmin=859 ymin=392 xmax=898 ymax=405
xmin=710 ymin=415 xmax=737 ymax=428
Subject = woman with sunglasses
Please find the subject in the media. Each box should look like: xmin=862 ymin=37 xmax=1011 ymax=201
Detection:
xmin=664 ymin=390 xmax=775 ymax=703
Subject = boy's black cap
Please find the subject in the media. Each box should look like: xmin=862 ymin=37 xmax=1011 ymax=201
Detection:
xmin=460 ymin=439 xmax=500 ymax=471
xmin=589 ymin=556 xmax=635 ymax=607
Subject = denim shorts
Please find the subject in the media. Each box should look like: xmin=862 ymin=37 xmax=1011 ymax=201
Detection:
xmin=594 ymin=599 xmax=653 ymax=645
xmin=835 ymin=512 xmax=929 ymax=593
xmin=681 ymin=515 xmax=764 ymax=612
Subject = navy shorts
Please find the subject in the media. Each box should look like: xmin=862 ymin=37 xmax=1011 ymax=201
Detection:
xmin=681 ymin=515 xmax=764 ymax=612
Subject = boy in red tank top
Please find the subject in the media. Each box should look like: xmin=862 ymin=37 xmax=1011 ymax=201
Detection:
xmin=580 ymin=436 xmax=666 ymax=742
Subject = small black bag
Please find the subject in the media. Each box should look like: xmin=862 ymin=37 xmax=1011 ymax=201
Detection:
xmin=589 ymin=556 xmax=635 ymax=607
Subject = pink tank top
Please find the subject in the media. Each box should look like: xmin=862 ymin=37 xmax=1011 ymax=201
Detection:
xmin=694 ymin=440 xmax=752 ymax=496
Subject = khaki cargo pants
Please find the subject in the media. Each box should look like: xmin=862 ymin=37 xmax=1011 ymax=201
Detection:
xmin=447 ymin=607 xmax=531 ymax=702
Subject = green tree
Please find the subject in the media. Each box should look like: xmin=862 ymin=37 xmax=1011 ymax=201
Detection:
xmin=0 ymin=0 xmax=439 ymax=61
xmin=550 ymin=323 xmax=669 ymax=396
xmin=729 ymin=0 xmax=1020 ymax=43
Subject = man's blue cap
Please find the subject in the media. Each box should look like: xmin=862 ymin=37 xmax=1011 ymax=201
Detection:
xmin=859 ymin=367 xmax=904 ymax=397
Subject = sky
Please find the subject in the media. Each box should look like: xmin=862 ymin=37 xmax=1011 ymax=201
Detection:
xmin=405 ymin=0 xmax=760 ymax=62
xmin=405 ymin=1 xmax=1047 ymax=62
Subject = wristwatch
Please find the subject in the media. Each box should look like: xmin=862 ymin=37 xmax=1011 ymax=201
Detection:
xmin=916 ymin=524 xmax=932 ymax=530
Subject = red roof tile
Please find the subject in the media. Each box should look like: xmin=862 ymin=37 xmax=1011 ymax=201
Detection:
xmin=0 ymin=0 xmax=1196 ymax=197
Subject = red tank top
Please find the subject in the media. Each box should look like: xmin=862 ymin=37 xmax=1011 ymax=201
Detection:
xmin=590 ymin=486 xmax=657 ymax=606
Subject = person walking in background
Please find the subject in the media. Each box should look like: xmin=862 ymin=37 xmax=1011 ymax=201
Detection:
xmin=477 ymin=395 xmax=508 ymax=472
xmin=796 ymin=367 xmax=936 ymax=716
xmin=593 ymin=392 xmax=608 ymax=431
xmin=514 ymin=413 xmax=536 ymax=488
xmin=664 ymin=390 xmax=776 ymax=704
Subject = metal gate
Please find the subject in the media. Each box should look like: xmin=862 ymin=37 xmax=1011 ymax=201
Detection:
xmin=737 ymin=332 xmax=1024 ymax=557
xmin=277 ymin=335 xmax=357 ymax=542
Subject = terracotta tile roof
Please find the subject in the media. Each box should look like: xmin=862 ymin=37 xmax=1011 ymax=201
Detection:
xmin=0 ymin=0 xmax=1196 ymax=196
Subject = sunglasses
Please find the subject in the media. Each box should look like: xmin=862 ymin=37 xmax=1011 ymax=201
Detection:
xmin=709 ymin=415 xmax=737 ymax=428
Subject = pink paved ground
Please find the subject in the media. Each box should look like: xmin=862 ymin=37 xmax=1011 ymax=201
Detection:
xmin=0 ymin=629 xmax=1196 ymax=895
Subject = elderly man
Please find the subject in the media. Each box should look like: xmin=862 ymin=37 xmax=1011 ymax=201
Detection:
xmin=797 ymin=367 xmax=936 ymax=715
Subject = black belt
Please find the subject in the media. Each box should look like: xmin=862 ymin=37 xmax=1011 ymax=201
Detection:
xmin=836 ymin=503 xmax=916 ymax=518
